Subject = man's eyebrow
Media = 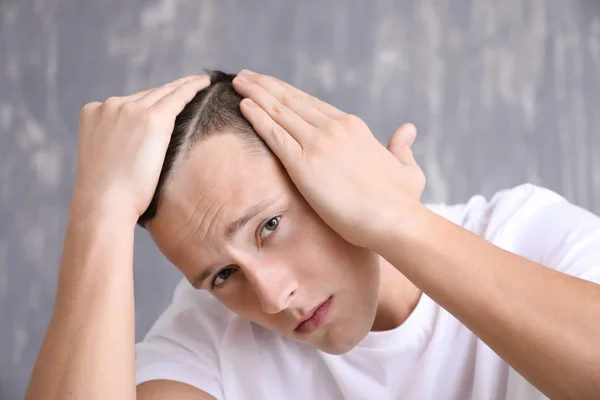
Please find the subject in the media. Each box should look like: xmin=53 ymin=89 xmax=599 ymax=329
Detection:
xmin=224 ymin=195 xmax=281 ymax=241
xmin=192 ymin=194 xmax=282 ymax=289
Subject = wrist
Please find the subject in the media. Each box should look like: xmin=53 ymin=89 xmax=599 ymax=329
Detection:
xmin=60 ymin=199 xmax=137 ymax=285
xmin=69 ymin=189 xmax=139 ymax=230
xmin=368 ymin=201 xmax=435 ymax=255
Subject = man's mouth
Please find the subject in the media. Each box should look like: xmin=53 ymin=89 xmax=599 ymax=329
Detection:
xmin=294 ymin=296 xmax=334 ymax=334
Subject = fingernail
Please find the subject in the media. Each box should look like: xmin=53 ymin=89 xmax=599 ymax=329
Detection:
xmin=238 ymin=69 xmax=255 ymax=76
xmin=234 ymin=76 xmax=249 ymax=85
xmin=241 ymin=98 xmax=256 ymax=108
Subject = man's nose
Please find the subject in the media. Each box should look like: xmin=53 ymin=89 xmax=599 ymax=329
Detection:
xmin=243 ymin=260 xmax=298 ymax=314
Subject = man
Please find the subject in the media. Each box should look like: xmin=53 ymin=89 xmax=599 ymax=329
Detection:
xmin=26 ymin=71 xmax=600 ymax=400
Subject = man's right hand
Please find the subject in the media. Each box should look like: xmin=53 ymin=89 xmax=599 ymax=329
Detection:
xmin=71 ymin=75 xmax=210 ymax=223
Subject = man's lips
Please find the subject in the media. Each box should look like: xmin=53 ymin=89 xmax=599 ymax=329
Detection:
xmin=294 ymin=296 xmax=334 ymax=334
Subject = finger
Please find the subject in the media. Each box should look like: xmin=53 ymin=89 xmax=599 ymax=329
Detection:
xmin=124 ymin=89 xmax=151 ymax=102
xmin=98 ymin=91 xmax=149 ymax=107
xmin=125 ymin=75 xmax=204 ymax=103
xmin=152 ymin=75 xmax=211 ymax=115
xmin=238 ymin=70 xmax=345 ymax=120
xmin=236 ymin=73 xmax=331 ymax=129
xmin=240 ymin=98 xmax=302 ymax=165
xmin=387 ymin=123 xmax=418 ymax=166
xmin=137 ymin=75 xmax=208 ymax=106
xmin=233 ymin=75 xmax=317 ymax=146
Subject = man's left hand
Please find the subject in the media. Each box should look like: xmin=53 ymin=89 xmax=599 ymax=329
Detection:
xmin=232 ymin=70 xmax=426 ymax=248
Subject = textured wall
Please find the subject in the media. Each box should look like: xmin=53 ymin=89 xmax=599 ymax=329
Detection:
xmin=1 ymin=0 xmax=600 ymax=398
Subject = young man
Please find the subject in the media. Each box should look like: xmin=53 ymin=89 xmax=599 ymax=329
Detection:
xmin=26 ymin=71 xmax=600 ymax=400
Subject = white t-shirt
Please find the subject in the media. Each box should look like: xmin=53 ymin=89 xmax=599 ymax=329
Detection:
xmin=135 ymin=184 xmax=600 ymax=400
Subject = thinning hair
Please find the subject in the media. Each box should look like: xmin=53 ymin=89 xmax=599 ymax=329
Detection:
xmin=137 ymin=70 xmax=268 ymax=228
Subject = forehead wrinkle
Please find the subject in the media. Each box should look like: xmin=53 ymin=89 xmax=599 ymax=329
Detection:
xmin=173 ymin=166 xmax=228 ymax=251
xmin=172 ymin=193 xmax=210 ymax=247
xmin=191 ymin=198 xmax=229 ymax=248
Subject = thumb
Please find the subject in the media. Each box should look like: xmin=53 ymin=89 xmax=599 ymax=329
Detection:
xmin=387 ymin=123 xmax=418 ymax=165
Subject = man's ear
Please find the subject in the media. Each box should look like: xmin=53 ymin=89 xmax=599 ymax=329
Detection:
xmin=387 ymin=123 xmax=418 ymax=166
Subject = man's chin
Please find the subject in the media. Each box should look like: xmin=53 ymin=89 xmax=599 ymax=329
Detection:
xmin=317 ymin=342 xmax=357 ymax=355
xmin=313 ymin=320 xmax=372 ymax=355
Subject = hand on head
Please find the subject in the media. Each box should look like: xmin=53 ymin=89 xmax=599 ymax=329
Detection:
xmin=232 ymin=70 xmax=426 ymax=248
xmin=72 ymin=69 xmax=426 ymax=246
xmin=72 ymin=75 xmax=210 ymax=223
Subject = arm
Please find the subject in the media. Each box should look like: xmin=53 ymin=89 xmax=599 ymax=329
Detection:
xmin=25 ymin=209 xmax=137 ymax=399
xmin=26 ymin=75 xmax=212 ymax=400
xmin=231 ymin=70 xmax=600 ymax=400
xmin=26 ymin=211 xmax=217 ymax=400
xmin=375 ymin=205 xmax=600 ymax=400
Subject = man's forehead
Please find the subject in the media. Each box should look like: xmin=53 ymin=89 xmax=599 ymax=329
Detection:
xmin=154 ymin=133 xmax=289 ymax=243
xmin=168 ymin=134 xmax=278 ymax=201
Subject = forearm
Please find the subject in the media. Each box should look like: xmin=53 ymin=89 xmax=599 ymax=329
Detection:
xmin=26 ymin=208 xmax=137 ymax=400
xmin=376 ymin=206 xmax=600 ymax=400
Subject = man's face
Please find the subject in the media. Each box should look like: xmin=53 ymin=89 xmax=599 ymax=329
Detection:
xmin=148 ymin=133 xmax=380 ymax=354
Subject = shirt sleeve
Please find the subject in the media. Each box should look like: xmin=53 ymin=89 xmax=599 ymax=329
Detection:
xmin=135 ymin=279 xmax=228 ymax=399
xmin=493 ymin=184 xmax=600 ymax=285
xmin=523 ymin=198 xmax=600 ymax=285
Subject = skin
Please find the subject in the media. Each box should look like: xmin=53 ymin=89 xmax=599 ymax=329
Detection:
xmin=146 ymin=132 xmax=421 ymax=354
xmin=232 ymin=70 xmax=600 ymax=399
xmin=24 ymin=75 xmax=216 ymax=400
xmin=25 ymin=70 xmax=600 ymax=400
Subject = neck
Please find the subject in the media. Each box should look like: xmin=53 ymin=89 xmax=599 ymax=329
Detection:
xmin=371 ymin=255 xmax=422 ymax=332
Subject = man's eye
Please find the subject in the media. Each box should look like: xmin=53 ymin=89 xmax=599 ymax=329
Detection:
xmin=212 ymin=268 xmax=235 ymax=288
xmin=260 ymin=216 xmax=281 ymax=240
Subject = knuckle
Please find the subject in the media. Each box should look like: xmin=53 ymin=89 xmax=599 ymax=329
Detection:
xmin=270 ymin=102 xmax=286 ymax=118
xmin=322 ymin=118 xmax=341 ymax=133
xmin=342 ymin=114 xmax=369 ymax=134
xmin=281 ymin=92 xmax=295 ymax=106
xmin=121 ymin=101 xmax=142 ymax=115
xmin=103 ymin=96 xmax=121 ymax=108
xmin=160 ymin=81 xmax=176 ymax=91
xmin=343 ymin=113 xmax=363 ymax=126
xmin=270 ymin=125 xmax=292 ymax=147
xmin=80 ymin=102 xmax=100 ymax=115
xmin=271 ymin=124 xmax=287 ymax=139
xmin=307 ymin=94 xmax=319 ymax=103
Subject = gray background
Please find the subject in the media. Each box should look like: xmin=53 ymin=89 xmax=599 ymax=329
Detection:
xmin=1 ymin=0 xmax=599 ymax=398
